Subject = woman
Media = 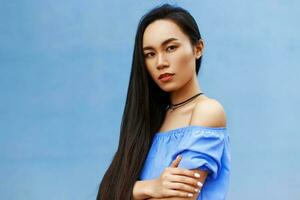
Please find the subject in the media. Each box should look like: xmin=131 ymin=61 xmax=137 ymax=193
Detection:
xmin=97 ymin=3 xmax=230 ymax=200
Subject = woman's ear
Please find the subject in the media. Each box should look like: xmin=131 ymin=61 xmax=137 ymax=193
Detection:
xmin=194 ymin=39 xmax=204 ymax=59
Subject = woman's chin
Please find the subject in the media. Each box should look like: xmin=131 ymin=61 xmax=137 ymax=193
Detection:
xmin=159 ymin=84 xmax=180 ymax=93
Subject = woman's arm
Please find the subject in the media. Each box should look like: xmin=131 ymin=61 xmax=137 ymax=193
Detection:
xmin=149 ymin=169 xmax=207 ymax=200
xmin=133 ymin=179 xmax=158 ymax=200
xmin=133 ymin=169 xmax=208 ymax=200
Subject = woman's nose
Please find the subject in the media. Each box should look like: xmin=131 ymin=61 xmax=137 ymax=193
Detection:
xmin=156 ymin=53 xmax=169 ymax=69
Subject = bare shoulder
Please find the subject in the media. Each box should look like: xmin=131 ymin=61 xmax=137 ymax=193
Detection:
xmin=190 ymin=97 xmax=227 ymax=128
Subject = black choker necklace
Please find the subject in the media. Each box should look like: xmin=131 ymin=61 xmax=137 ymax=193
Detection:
xmin=166 ymin=92 xmax=204 ymax=111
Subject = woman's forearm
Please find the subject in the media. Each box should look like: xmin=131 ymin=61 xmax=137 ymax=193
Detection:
xmin=147 ymin=197 xmax=198 ymax=200
xmin=133 ymin=180 xmax=199 ymax=200
xmin=132 ymin=179 xmax=156 ymax=200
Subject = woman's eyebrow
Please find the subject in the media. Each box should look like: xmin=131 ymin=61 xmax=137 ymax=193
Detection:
xmin=143 ymin=37 xmax=179 ymax=51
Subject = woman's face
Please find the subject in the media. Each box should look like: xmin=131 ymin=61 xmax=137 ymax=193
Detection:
xmin=142 ymin=19 xmax=203 ymax=92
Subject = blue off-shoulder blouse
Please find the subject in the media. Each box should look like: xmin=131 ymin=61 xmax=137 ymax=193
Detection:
xmin=139 ymin=125 xmax=231 ymax=200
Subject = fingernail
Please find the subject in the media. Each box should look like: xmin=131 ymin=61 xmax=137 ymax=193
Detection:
xmin=194 ymin=173 xmax=200 ymax=178
xmin=188 ymin=193 xmax=193 ymax=197
xmin=194 ymin=188 xmax=199 ymax=192
xmin=197 ymin=181 xmax=203 ymax=187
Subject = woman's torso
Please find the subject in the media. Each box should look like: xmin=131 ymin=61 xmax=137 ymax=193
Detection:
xmin=139 ymin=96 xmax=231 ymax=200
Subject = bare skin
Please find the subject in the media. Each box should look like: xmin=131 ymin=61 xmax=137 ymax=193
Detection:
xmin=133 ymin=155 xmax=208 ymax=200
xmin=132 ymin=19 xmax=227 ymax=199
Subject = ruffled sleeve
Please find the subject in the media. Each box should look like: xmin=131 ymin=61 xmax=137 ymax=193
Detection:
xmin=175 ymin=127 xmax=226 ymax=180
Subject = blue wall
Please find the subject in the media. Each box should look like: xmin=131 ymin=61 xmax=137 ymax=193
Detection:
xmin=1 ymin=0 xmax=299 ymax=199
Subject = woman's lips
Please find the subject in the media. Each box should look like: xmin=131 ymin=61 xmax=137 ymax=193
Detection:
xmin=159 ymin=74 xmax=174 ymax=82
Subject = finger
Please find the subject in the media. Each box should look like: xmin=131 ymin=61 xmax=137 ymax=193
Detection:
xmin=169 ymin=167 xmax=201 ymax=179
xmin=166 ymin=189 xmax=196 ymax=198
xmin=168 ymin=182 xmax=200 ymax=194
xmin=168 ymin=174 xmax=203 ymax=189
xmin=170 ymin=155 xmax=182 ymax=168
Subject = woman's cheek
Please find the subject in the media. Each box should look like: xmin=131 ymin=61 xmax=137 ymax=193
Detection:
xmin=177 ymin=49 xmax=193 ymax=66
xmin=179 ymin=49 xmax=195 ymax=71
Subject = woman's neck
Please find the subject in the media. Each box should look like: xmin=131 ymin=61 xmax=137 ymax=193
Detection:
xmin=170 ymin=74 xmax=202 ymax=105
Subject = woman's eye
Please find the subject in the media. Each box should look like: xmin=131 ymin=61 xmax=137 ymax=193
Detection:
xmin=167 ymin=45 xmax=177 ymax=51
xmin=145 ymin=52 xmax=154 ymax=58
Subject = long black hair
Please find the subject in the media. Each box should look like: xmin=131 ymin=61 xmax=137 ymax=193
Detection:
xmin=97 ymin=3 xmax=203 ymax=200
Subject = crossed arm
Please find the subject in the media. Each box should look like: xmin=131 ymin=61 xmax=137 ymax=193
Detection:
xmin=135 ymin=169 xmax=208 ymax=200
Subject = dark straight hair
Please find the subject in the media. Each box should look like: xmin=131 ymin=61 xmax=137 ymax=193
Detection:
xmin=97 ymin=3 xmax=203 ymax=200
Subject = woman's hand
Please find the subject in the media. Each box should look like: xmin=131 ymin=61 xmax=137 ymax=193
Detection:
xmin=146 ymin=155 xmax=203 ymax=199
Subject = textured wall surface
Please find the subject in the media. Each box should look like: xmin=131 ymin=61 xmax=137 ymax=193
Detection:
xmin=1 ymin=0 xmax=299 ymax=199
